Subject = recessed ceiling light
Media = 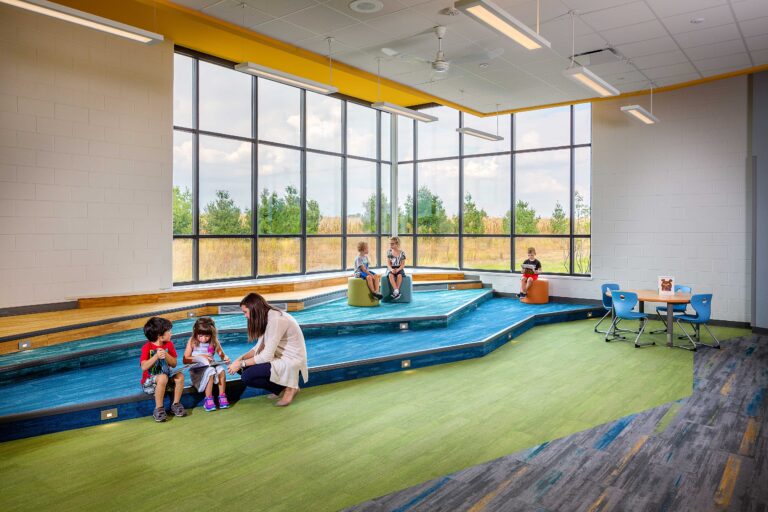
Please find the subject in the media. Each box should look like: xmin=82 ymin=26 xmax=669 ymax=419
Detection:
xmin=479 ymin=62 xmax=489 ymax=68
xmin=349 ymin=0 xmax=384 ymax=14
xmin=690 ymin=17 xmax=705 ymax=24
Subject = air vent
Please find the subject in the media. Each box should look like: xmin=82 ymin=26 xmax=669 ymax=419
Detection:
xmin=349 ymin=0 xmax=383 ymax=14
xmin=219 ymin=305 xmax=242 ymax=315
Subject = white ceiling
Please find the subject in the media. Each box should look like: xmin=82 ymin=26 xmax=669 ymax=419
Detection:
xmin=170 ymin=0 xmax=768 ymax=113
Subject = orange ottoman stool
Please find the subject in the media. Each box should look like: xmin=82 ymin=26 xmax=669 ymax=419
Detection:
xmin=521 ymin=278 xmax=549 ymax=304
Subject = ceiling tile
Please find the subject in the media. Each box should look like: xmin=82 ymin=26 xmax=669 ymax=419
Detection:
xmin=731 ymin=0 xmax=768 ymax=22
xmin=701 ymin=64 xmax=753 ymax=77
xmin=631 ymin=50 xmax=690 ymax=69
xmin=239 ymin=0 xmax=316 ymax=18
xmin=643 ymin=61 xmax=698 ymax=79
xmin=364 ymin=9 xmax=434 ymax=40
xmin=643 ymin=0 xmax=727 ymax=19
xmin=587 ymin=59 xmax=636 ymax=75
xmin=603 ymin=69 xmax=646 ymax=82
xmin=651 ymin=72 xmax=700 ymax=86
xmin=683 ymin=39 xmax=747 ymax=61
xmin=673 ymin=23 xmax=741 ymax=48
xmin=693 ymin=52 xmax=752 ymax=71
xmin=561 ymin=0 xmax=636 ymax=11
xmin=283 ymin=4 xmax=359 ymax=34
xmin=659 ymin=5 xmax=735 ymax=35
xmin=599 ymin=19 xmax=668 ymax=46
xmin=253 ymin=19 xmax=319 ymax=42
xmin=203 ymin=1 xmax=274 ymax=28
xmin=746 ymin=34 xmax=768 ymax=52
xmin=752 ymin=48 xmax=768 ymax=65
xmin=738 ymin=16 xmax=768 ymax=38
xmin=580 ymin=1 xmax=656 ymax=32
xmin=169 ymin=0 xmax=222 ymax=10
xmin=324 ymin=0 xmax=408 ymax=21
xmin=615 ymin=36 xmax=678 ymax=58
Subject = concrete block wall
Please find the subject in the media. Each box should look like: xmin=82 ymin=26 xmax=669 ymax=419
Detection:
xmin=0 ymin=5 xmax=173 ymax=308
xmin=483 ymin=76 xmax=752 ymax=323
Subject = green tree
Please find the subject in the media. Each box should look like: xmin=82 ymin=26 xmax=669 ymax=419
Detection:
xmin=502 ymin=210 xmax=512 ymax=234
xmin=575 ymin=191 xmax=591 ymax=234
xmin=463 ymin=193 xmax=487 ymax=234
xmin=416 ymin=186 xmax=455 ymax=233
xmin=200 ymin=190 xmax=247 ymax=235
xmin=401 ymin=194 xmax=414 ymax=233
xmin=172 ymin=186 xmax=193 ymax=235
xmin=360 ymin=193 xmax=377 ymax=234
xmin=256 ymin=185 xmax=320 ymax=235
xmin=548 ymin=201 xmax=568 ymax=234
xmin=305 ymin=198 xmax=320 ymax=235
xmin=514 ymin=200 xmax=539 ymax=234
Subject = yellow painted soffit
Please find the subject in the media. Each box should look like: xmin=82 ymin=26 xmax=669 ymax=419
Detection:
xmin=35 ymin=1 xmax=768 ymax=117
xmin=50 ymin=0 xmax=482 ymax=115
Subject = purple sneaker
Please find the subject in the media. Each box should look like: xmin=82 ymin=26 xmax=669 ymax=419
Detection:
xmin=203 ymin=396 xmax=215 ymax=412
xmin=218 ymin=393 xmax=230 ymax=409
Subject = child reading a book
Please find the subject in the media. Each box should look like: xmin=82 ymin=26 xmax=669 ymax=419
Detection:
xmin=519 ymin=247 xmax=542 ymax=298
xmin=354 ymin=241 xmax=383 ymax=300
xmin=386 ymin=236 xmax=407 ymax=300
xmin=183 ymin=317 xmax=230 ymax=412
xmin=140 ymin=317 xmax=185 ymax=422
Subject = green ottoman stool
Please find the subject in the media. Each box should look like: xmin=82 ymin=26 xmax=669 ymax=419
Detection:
xmin=381 ymin=274 xmax=412 ymax=303
xmin=347 ymin=277 xmax=379 ymax=307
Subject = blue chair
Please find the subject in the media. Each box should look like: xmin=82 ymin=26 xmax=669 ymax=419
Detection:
xmin=675 ymin=294 xmax=720 ymax=350
xmin=606 ymin=291 xmax=653 ymax=347
xmin=651 ymin=284 xmax=691 ymax=334
xmin=594 ymin=283 xmax=619 ymax=334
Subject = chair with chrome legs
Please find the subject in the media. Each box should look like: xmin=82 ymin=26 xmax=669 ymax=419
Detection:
xmin=674 ymin=294 xmax=720 ymax=350
xmin=651 ymin=284 xmax=691 ymax=334
xmin=594 ymin=283 xmax=620 ymax=334
xmin=606 ymin=291 xmax=653 ymax=347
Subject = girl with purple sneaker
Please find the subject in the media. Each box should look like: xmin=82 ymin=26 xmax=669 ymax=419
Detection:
xmin=183 ymin=317 xmax=230 ymax=412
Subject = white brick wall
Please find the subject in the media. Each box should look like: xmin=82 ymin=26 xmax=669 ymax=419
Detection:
xmin=0 ymin=5 xmax=173 ymax=308
xmin=482 ymin=76 xmax=752 ymax=323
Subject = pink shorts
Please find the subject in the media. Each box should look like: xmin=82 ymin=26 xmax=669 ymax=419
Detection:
xmin=522 ymin=274 xmax=538 ymax=281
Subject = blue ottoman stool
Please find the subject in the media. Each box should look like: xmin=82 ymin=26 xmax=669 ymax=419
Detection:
xmin=381 ymin=274 xmax=412 ymax=303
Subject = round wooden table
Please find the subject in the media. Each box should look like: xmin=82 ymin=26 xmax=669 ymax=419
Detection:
xmin=607 ymin=289 xmax=691 ymax=347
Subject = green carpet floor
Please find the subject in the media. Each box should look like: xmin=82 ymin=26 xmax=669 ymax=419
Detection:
xmin=0 ymin=320 xmax=749 ymax=512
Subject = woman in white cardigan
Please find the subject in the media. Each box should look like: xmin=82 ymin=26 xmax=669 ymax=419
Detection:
xmin=227 ymin=293 xmax=308 ymax=407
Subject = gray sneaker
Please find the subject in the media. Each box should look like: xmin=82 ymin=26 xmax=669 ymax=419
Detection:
xmin=153 ymin=407 xmax=167 ymax=422
xmin=170 ymin=402 xmax=185 ymax=417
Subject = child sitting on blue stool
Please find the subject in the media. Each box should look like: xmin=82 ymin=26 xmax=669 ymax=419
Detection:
xmin=354 ymin=241 xmax=383 ymax=300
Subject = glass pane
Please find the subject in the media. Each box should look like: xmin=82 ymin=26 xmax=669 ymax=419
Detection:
xmin=306 ymin=92 xmax=341 ymax=153
xmin=258 ymin=237 xmax=300 ymax=275
xmin=199 ymin=135 xmax=252 ymax=235
xmin=514 ymin=149 xmax=570 ymax=235
xmin=397 ymin=163 xmax=414 ymax=234
xmin=463 ymin=155 xmax=510 ymax=235
xmin=257 ymin=145 xmax=301 ymax=234
xmin=418 ymin=106 xmax=459 ymax=160
xmin=307 ymin=237 xmax=341 ymax=272
xmin=381 ymin=235 xmax=412 ymax=267
xmin=417 ymin=159 xmax=459 ymax=234
xmin=462 ymin=112 xmax=510 ymax=155
xmin=347 ymin=159 xmax=377 ymax=234
xmin=346 ymin=236 xmax=378 ymax=269
xmin=398 ymin=115 xmax=413 ymax=162
xmin=574 ymin=147 xmax=591 ymax=235
xmin=173 ymin=54 xmax=193 ymax=128
xmin=199 ymin=238 xmax=251 ymax=280
xmin=173 ymin=131 xmax=194 ymax=235
xmin=574 ymin=103 xmax=591 ymax=145
xmin=381 ymin=112 xmax=391 ymax=162
xmin=381 ymin=163 xmax=390 ymax=235
xmin=347 ymin=102 xmax=377 ymax=158
xmin=463 ymin=237 xmax=510 ymax=271
xmin=574 ymin=238 xmax=591 ymax=274
xmin=199 ymin=61 xmax=251 ymax=138
xmin=258 ymin=78 xmax=300 ymax=146
xmin=514 ymin=106 xmax=570 ymax=150
xmin=515 ymin=237 xmax=570 ymax=274
xmin=417 ymin=236 xmax=458 ymax=268
xmin=172 ymin=238 xmax=193 ymax=282
xmin=306 ymin=152 xmax=342 ymax=234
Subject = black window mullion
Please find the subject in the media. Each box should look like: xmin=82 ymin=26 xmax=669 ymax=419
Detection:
xmin=510 ymin=113 xmax=515 ymax=273
xmin=252 ymin=76 xmax=259 ymax=278
xmin=458 ymin=111 xmax=464 ymax=270
xmin=192 ymin=57 xmax=200 ymax=282
xmin=300 ymin=89 xmax=307 ymax=275
xmin=569 ymin=104 xmax=575 ymax=275
xmin=412 ymin=118 xmax=418 ymax=266
xmin=376 ymin=110 xmax=382 ymax=266
xmin=341 ymin=100 xmax=347 ymax=270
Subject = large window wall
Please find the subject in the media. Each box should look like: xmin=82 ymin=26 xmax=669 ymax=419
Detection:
xmin=399 ymin=103 xmax=591 ymax=275
xmin=173 ymin=49 xmax=590 ymax=283
xmin=172 ymin=50 xmax=390 ymax=283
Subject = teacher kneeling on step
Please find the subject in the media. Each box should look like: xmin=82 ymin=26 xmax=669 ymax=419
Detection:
xmin=227 ymin=292 xmax=308 ymax=407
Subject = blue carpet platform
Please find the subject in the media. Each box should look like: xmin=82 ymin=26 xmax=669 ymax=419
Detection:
xmin=0 ymin=289 xmax=601 ymax=441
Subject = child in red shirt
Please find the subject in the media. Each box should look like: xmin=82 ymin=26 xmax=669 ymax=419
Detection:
xmin=140 ymin=317 xmax=185 ymax=422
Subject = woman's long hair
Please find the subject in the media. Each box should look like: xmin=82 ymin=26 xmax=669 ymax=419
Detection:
xmin=190 ymin=317 xmax=219 ymax=351
xmin=240 ymin=292 xmax=281 ymax=341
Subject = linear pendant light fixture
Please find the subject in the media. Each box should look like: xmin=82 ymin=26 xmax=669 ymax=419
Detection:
xmin=562 ymin=11 xmax=617 ymax=97
xmin=235 ymin=62 xmax=338 ymax=95
xmin=457 ymin=103 xmax=504 ymax=141
xmin=456 ymin=0 xmax=550 ymax=50
xmin=371 ymin=57 xmax=437 ymax=122
xmin=621 ymin=84 xmax=659 ymax=124
xmin=0 ymin=0 xmax=163 ymax=44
